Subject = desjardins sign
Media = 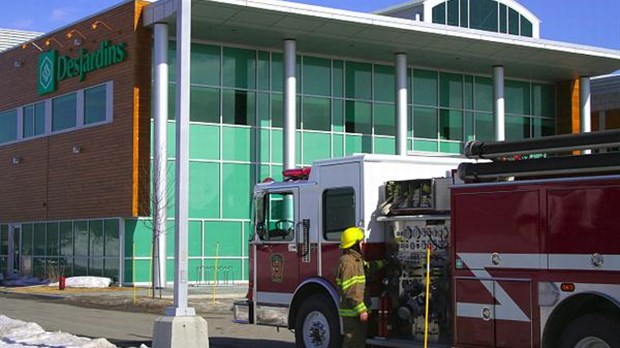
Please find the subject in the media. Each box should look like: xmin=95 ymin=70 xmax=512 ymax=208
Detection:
xmin=37 ymin=40 xmax=127 ymax=95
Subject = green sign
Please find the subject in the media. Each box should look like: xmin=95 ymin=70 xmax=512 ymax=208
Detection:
xmin=37 ymin=40 xmax=127 ymax=95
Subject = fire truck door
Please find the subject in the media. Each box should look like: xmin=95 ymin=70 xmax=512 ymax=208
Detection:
xmin=254 ymin=188 xmax=301 ymax=302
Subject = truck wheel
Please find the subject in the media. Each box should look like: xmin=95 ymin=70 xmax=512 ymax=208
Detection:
xmin=559 ymin=313 xmax=620 ymax=348
xmin=295 ymin=294 xmax=341 ymax=348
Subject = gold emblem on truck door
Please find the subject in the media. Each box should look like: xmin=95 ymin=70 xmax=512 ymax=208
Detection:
xmin=271 ymin=253 xmax=284 ymax=282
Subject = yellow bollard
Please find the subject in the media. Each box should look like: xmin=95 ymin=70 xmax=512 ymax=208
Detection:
xmin=423 ymin=244 xmax=431 ymax=348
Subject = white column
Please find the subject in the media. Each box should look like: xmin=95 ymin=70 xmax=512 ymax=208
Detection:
xmin=170 ymin=0 xmax=193 ymax=316
xmin=283 ymin=39 xmax=296 ymax=170
xmin=153 ymin=23 xmax=168 ymax=290
xmin=395 ymin=53 xmax=408 ymax=156
xmin=493 ymin=65 xmax=505 ymax=141
xmin=580 ymin=76 xmax=592 ymax=133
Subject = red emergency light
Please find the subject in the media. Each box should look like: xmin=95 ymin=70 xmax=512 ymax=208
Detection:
xmin=283 ymin=167 xmax=311 ymax=180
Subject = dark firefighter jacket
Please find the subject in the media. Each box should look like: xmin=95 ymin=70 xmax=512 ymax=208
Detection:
xmin=336 ymin=248 xmax=368 ymax=317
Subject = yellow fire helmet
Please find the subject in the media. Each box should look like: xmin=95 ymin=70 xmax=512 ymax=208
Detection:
xmin=340 ymin=227 xmax=365 ymax=249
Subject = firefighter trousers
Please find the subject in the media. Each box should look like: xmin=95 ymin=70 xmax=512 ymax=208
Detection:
xmin=341 ymin=316 xmax=367 ymax=348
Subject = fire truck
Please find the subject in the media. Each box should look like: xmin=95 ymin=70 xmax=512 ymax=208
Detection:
xmin=233 ymin=129 xmax=620 ymax=348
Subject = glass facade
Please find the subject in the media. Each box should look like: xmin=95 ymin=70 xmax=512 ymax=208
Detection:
xmin=432 ymin=0 xmax=534 ymax=37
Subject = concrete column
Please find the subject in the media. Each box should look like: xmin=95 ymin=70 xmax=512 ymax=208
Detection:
xmin=493 ymin=66 xmax=505 ymax=141
xmin=153 ymin=23 xmax=168 ymax=290
xmin=395 ymin=53 xmax=408 ymax=156
xmin=580 ymin=76 xmax=592 ymax=133
xmin=283 ymin=39 xmax=296 ymax=170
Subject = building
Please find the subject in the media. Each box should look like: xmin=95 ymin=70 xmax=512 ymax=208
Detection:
xmin=1 ymin=0 xmax=619 ymax=285
xmin=0 ymin=29 xmax=44 ymax=52
xmin=592 ymin=74 xmax=620 ymax=131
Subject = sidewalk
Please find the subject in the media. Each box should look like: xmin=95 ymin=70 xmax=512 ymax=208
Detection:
xmin=0 ymin=283 xmax=248 ymax=316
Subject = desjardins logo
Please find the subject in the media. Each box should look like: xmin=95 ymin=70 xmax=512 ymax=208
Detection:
xmin=37 ymin=40 xmax=127 ymax=95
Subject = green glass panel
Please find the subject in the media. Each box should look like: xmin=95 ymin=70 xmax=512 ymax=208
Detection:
xmin=222 ymin=126 xmax=251 ymax=161
xmin=190 ymin=124 xmax=220 ymax=160
xmin=89 ymin=220 xmax=104 ymax=257
xmin=168 ymin=42 xmax=176 ymax=81
xmin=440 ymin=141 xmax=462 ymax=154
xmin=34 ymin=223 xmax=46 ymax=256
xmin=375 ymin=137 xmax=395 ymax=155
xmin=189 ymin=161 xmax=220 ymax=219
xmin=104 ymin=219 xmax=119 ymax=257
xmin=520 ymin=16 xmax=533 ymax=37
xmin=506 ymin=80 xmax=530 ymax=115
xmin=222 ymin=164 xmax=251 ymax=219
xmin=204 ymin=221 xmax=243 ymax=257
xmin=333 ymin=60 xmax=344 ymax=98
xmin=460 ymin=0 xmax=469 ymax=27
xmin=23 ymin=102 xmax=45 ymax=138
xmin=166 ymin=221 xmax=176 ymax=258
xmin=303 ymin=56 xmax=331 ymax=96
xmin=440 ymin=72 xmax=463 ymax=108
xmin=89 ymin=257 xmax=104 ymax=276
xmin=413 ymin=69 xmax=438 ymax=106
xmin=59 ymin=222 xmax=72 ymax=257
xmin=46 ymin=223 xmax=59 ymax=257
xmin=33 ymin=258 xmax=47 ymax=278
xmin=190 ymin=86 xmax=219 ymax=123
xmin=374 ymin=103 xmax=395 ymax=136
xmin=345 ymin=61 xmax=372 ymax=100
xmin=84 ymin=84 xmax=106 ymax=124
xmin=258 ymin=129 xmax=270 ymax=163
xmin=188 ymin=258 xmax=203 ymax=282
xmin=470 ymin=0 xmax=498 ymax=32
xmin=272 ymin=130 xmax=283 ymax=164
xmin=333 ymin=133 xmax=344 ymax=158
xmin=167 ymin=123 xmax=176 ymax=156
xmin=191 ymin=43 xmax=220 ymax=86
xmin=499 ymin=4 xmax=507 ymax=33
xmin=202 ymin=258 xmax=242 ymax=282
xmin=126 ymin=259 xmax=150 ymax=283
xmin=464 ymin=112 xmax=475 ymax=142
xmin=223 ymin=47 xmax=255 ymax=89
xmin=303 ymin=133 xmax=331 ymax=164
xmin=272 ymin=93 xmax=284 ymax=128
xmin=271 ymin=53 xmax=283 ymax=92
xmin=447 ymin=0 xmax=459 ymax=25
xmin=345 ymin=100 xmax=371 ymax=134
xmin=374 ymin=65 xmax=395 ymax=102
xmin=532 ymin=83 xmax=556 ymax=117
xmin=166 ymin=160 xmax=176 ymax=218
xmin=432 ymin=2 xmax=446 ymax=24
xmin=272 ymin=164 xmax=284 ymax=182
xmin=475 ymin=112 xmax=494 ymax=141
xmin=257 ymin=92 xmax=270 ymax=127
xmin=474 ymin=77 xmax=493 ymax=112
xmin=508 ymin=8 xmax=519 ymax=35
xmin=440 ymin=109 xmax=463 ymax=141
xmin=506 ymin=115 xmax=531 ymax=140
xmin=188 ymin=221 xmax=202 ymax=257
xmin=413 ymin=106 xmax=438 ymax=139
xmin=303 ymin=96 xmax=330 ymax=131
xmin=223 ymin=90 xmax=255 ymax=126
xmin=533 ymin=118 xmax=555 ymax=138
xmin=258 ymin=51 xmax=270 ymax=91
xmin=413 ymin=139 xmax=438 ymax=152
xmin=0 ymin=109 xmax=17 ymax=144
xmin=104 ymin=258 xmax=119 ymax=281
xmin=22 ymin=224 xmax=33 ymax=256
xmin=125 ymin=220 xmax=152 ymax=258
xmin=52 ymin=93 xmax=77 ymax=131
xmin=0 ymin=225 xmax=8 ymax=255
xmin=74 ymin=221 xmax=89 ymax=257
xmin=258 ymin=165 xmax=271 ymax=182
xmin=243 ymin=222 xmax=251 ymax=257
xmin=464 ymin=75 xmax=474 ymax=110
xmin=345 ymin=135 xmax=372 ymax=155
xmin=168 ymin=83 xmax=176 ymax=120
xmin=333 ymin=99 xmax=344 ymax=132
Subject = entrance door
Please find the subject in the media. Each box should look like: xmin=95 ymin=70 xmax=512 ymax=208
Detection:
xmin=8 ymin=224 xmax=21 ymax=276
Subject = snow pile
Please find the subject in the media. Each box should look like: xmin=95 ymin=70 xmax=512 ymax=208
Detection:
xmin=0 ymin=315 xmax=116 ymax=348
xmin=48 ymin=276 xmax=112 ymax=288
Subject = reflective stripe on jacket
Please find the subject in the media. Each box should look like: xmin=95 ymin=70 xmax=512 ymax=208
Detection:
xmin=336 ymin=249 xmax=368 ymax=317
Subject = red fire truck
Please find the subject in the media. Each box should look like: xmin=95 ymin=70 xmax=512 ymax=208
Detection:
xmin=234 ymin=129 xmax=620 ymax=348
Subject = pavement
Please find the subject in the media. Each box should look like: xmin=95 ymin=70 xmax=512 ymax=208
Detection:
xmin=0 ymin=282 xmax=248 ymax=316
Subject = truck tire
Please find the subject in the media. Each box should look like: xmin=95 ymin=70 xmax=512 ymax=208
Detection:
xmin=558 ymin=313 xmax=620 ymax=348
xmin=295 ymin=294 xmax=342 ymax=348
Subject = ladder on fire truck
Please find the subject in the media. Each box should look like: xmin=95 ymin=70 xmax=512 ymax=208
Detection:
xmin=458 ymin=129 xmax=620 ymax=180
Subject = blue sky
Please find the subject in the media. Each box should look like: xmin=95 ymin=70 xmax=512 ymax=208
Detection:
xmin=1 ymin=0 xmax=619 ymax=50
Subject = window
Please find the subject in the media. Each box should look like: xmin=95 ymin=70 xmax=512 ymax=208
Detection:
xmin=303 ymin=96 xmax=330 ymax=131
xmin=190 ymin=86 xmax=219 ymax=123
xmin=470 ymin=0 xmax=498 ymax=32
xmin=0 ymin=109 xmax=17 ymax=144
xmin=432 ymin=2 xmax=446 ymax=24
xmin=413 ymin=69 xmax=438 ymax=106
xmin=84 ymin=85 xmax=107 ymax=124
xmin=223 ymin=47 xmax=255 ymax=89
xmin=323 ymin=187 xmax=355 ymax=241
xmin=345 ymin=101 xmax=371 ymax=134
xmin=52 ymin=93 xmax=77 ymax=131
xmin=303 ymin=56 xmax=331 ymax=96
xmin=413 ymin=106 xmax=437 ymax=139
xmin=222 ymin=89 xmax=255 ymax=126
xmin=256 ymin=192 xmax=295 ymax=242
xmin=345 ymin=61 xmax=372 ymax=100
xmin=23 ymin=102 xmax=45 ymax=138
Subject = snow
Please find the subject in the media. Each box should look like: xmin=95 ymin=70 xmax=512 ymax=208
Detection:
xmin=0 ymin=315 xmax=120 ymax=348
xmin=48 ymin=276 xmax=112 ymax=288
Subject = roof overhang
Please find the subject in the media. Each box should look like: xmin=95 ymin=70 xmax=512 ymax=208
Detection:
xmin=143 ymin=0 xmax=620 ymax=82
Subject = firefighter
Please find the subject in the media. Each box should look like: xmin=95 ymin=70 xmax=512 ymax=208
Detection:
xmin=336 ymin=226 xmax=369 ymax=347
